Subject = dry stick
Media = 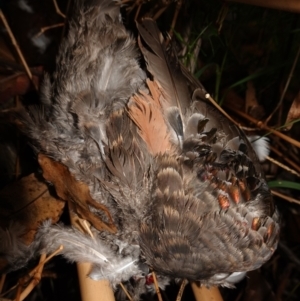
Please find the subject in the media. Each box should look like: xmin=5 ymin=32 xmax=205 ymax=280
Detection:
xmin=119 ymin=283 xmax=133 ymax=301
xmin=226 ymin=0 xmax=300 ymax=13
xmin=216 ymin=4 xmax=229 ymax=34
xmin=176 ymin=279 xmax=188 ymax=301
xmin=277 ymin=140 xmax=300 ymax=165
xmin=271 ymin=190 xmax=300 ymax=206
xmin=227 ymin=106 xmax=300 ymax=149
xmin=0 ymin=10 xmax=38 ymax=91
xmin=68 ymin=201 xmax=116 ymax=301
xmin=15 ymin=280 xmax=22 ymax=301
xmin=191 ymin=283 xmax=224 ymax=301
xmin=266 ymin=156 xmax=300 ymax=178
xmin=35 ymin=23 xmax=65 ymax=38
xmin=15 ymin=254 xmax=47 ymax=301
xmin=270 ymin=146 xmax=300 ymax=174
xmin=205 ymin=94 xmax=241 ymax=127
xmin=206 ymin=94 xmax=261 ymax=131
xmin=151 ymin=271 xmax=163 ymax=301
xmin=134 ymin=3 xmax=142 ymax=21
xmin=15 ymin=246 xmax=63 ymax=301
xmin=53 ymin=0 xmax=66 ymax=18
xmin=153 ymin=6 xmax=168 ymax=20
xmin=168 ymin=0 xmax=183 ymax=41
xmin=0 ymin=282 xmax=17 ymax=298
xmin=265 ymin=45 xmax=300 ymax=124
xmin=0 ymin=274 xmax=6 ymax=293
xmin=15 ymin=96 xmax=21 ymax=179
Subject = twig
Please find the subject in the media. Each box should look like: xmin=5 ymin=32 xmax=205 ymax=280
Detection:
xmin=53 ymin=0 xmax=66 ymax=18
xmin=119 ymin=283 xmax=133 ymax=301
xmin=271 ymin=190 xmax=300 ymax=205
xmin=277 ymin=140 xmax=300 ymax=165
xmin=152 ymin=271 xmax=163 ymax=301
xmin=266 ymin=156 xmax=300 ymax=178
xmin=0 ymin=274 xmax=6 ymax=293
xmin=227 ymin=106 xmax=300 ymax=148
xmin=16 ymin=246 xmax=64 ymax=301
xmin=34 ymin=23 xmax=65 ymax=38
xmin=167 ymin=0 xmax=182 ymax=42
xmin=270 ymin=146 xmax=300 ymax=174
xmin=176 ymin=279 xmax=188 ymax=301
xmin=265 ymin=45 xmax=300 ymax=124
xmin=226 ymin=0 xmax=300 ymax=13
xmin=15 ymin=96 xmax=21 ymax=179
xmin=0 ymin=10 xmax=38 ymax=91
xmin=15 ymin=254 xmax=47 ymax=301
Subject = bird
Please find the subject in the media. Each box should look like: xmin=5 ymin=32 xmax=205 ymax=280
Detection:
xmin=3 ymin=0 xmax=279 ymax=297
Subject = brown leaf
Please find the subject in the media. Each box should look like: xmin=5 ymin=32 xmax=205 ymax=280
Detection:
xmin=245 ymin=81 xmax=265 ymax=120
xmin=38 ymin=154 xmax=117 ymax=234
xmin=285 ymin=91 xmax=300 ymax=130
xmin=0 ymin=173 xmax=65 ymax=244
xmin=0 ymin=71 xmax=42 ymax=104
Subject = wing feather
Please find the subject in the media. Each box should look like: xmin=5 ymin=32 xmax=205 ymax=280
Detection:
xmin=136 ymin=18 xmax=190 ymax=116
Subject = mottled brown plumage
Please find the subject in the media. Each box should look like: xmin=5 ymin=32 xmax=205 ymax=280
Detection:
xmin=5 ymin=0 xmax=279 ymax=295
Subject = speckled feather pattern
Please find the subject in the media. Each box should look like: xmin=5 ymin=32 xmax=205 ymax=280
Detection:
xmin=6 ymin=0 xmax=280 ymax=295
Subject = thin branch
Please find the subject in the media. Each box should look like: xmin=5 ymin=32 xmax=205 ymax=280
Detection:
xmin=34 ymin=23 xmax=65 ymax=38
xmin=119 ymin=283 xmax=133 ymax=301
xmin=0 ymin=274 xmax=6 ymax=294
xmin=271 ymin=190 xmax=300 ymax=205
xmin=270 ymin=145 xmax=300 ymax=174
xmin=176 ymin=279 xmax=188 ymax=301
xmin=266 ymin=45 xmax=300 ymax=124
xmin=266 ymin=156 xmax=300 ymax=178
xmin=228 ymin=106 xmax=300 ymax=148
xmin=0 ymin=10 xmax=38 ymax=90
xmin=53 ymin=0 xmax=66 ymax=18
xmin=152 ymin=271 xmax=163 ymax=301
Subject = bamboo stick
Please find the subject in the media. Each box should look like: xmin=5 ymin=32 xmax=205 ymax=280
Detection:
xmin=76 ymin=263 xmax=115 ymax=301
xmin=191 ymin=283 xmax=224 ymax=301
xmin=68 ymin=202 xmax=115 ymax=301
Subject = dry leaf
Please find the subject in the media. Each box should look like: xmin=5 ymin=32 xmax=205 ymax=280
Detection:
xmin=38 ymin=154 xmax=117 ymax=234
xmin=0 ymin=70 xmax=42 ymax=104
xmin=285 ymin=91 xmax=300 ymax=130
xmin=0 ymin=173 xmax=64 ymax=244
xmin=245 ymin=81 xmax=265 ymax=120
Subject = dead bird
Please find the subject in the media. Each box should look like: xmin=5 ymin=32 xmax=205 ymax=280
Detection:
xmin=3 ymin=0 xmax=280 ymax=297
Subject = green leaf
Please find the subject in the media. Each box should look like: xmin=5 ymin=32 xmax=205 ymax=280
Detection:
xmin=268 ymin=181 xmax=300 ymax=191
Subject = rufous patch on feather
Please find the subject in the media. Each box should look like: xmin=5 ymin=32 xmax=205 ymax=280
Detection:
xmin=128 ymin=79 xmax=173 ymax=155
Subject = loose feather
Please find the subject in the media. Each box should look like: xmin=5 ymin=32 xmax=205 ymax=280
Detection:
xmin=248 ymin=136 xmax=270 ymax=162
xmin=37 ymin=222 xmax=141 ymax=286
